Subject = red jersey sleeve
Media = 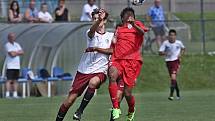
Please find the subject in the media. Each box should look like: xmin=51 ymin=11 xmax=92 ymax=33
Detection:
xmin=135 ymin=20 xmax=149 ymax=32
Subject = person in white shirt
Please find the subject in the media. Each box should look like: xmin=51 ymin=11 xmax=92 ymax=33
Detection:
xmin=56 ymin=9 xmax=113 ymax=121
xmin=80 ymin=0 xmax=98 ymax=21
xmin=38 ymin=3 xmax=53 ymax=23
xmin=159 ymin=29 xmax=185 ymax=101
xmin=5 ymin=33 xmax=24 ymax=98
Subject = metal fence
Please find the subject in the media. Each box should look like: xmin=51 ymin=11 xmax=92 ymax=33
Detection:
xmin=0 ymin=0 xmax=215 ymax=54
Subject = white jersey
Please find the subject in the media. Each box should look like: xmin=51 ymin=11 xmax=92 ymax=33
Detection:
xmin=159 ymin=40 xmax=185 ymax=62
xmin=80 ymin=4 xmax=98 ymax=21
xmin=5 ymin=42 xmax=23 ymax=69
xmin=78 ymin=30 xmax=114 ymax=74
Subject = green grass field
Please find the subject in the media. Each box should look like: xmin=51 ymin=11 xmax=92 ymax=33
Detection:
xmin=0 ymin=90 xmax=215 ymax=121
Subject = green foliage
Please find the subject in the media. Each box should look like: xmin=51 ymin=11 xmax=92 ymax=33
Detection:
xmin=175 ymin=12 xmax=215 ymax=42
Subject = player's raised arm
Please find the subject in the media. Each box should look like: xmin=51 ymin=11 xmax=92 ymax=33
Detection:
xmin=88 ymin=9 xmax=106 ymax=39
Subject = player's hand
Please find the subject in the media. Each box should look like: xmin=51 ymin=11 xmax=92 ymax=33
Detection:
xmin=127 ymin=16 xmax=135 ymax=25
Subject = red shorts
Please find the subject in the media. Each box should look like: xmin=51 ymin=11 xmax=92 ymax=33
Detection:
xmin=166 ymin=59 xmax=180 ymax=75
xmin=110 ymin=59 xmax=142 ymax=88
xmin=69 ymin=71 xmax=106 ymax=96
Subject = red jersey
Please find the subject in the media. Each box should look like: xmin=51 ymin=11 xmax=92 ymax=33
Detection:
xmin=111 ymin=20 xmax=148 ymax=61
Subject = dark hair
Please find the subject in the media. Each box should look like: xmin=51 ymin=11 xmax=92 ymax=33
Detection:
xmin=120 ymin=7 xmax=135 ymax=22
xmin=169 ymin=29 xmax=177 ymax=35
xmin=91 ymin=8 xmax=109 ymax=20
xmin=10 ymin=0 xmax=20 ymax=15
xmin=41 ymin=2 xmax=47 ymax=7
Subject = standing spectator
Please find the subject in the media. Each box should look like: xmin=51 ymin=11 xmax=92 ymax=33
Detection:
xmin=159 ymin=29 xmax=185 ymax=100
xmin=8 ymin=0 xmax=23 ymax=23
xmin=147 ymin=0 xmax=166 ymax=47
xmin=80 ymin=0 xmax=98 ymax=22
xmin=55 ymin=0 xmax=69 ymax=22
xmin=5 ymin=33 xmax=24 ymax=98
xmin=24 ymin=0 xmax=39 ymax=23
xmin=38 ymin=3 xmax=53 ymax=23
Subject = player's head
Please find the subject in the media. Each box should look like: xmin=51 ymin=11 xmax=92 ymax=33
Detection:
xmin=29 ymin=0 xmax=36 ymax=9
xmin=58 ymin=0 xmax=65 ymax=7
xmin=92 ymin=8 xmax=109 ymax=23
xmin=8 ymin=32 xmax=16 ymax=43
xmin=154 ymin=0 xmax=161 ymax=7
xmin=88 ymin=0 xmax=96 ymax=6
xmin=120 ymin=7 xmax=135 ymax=23
xmin=41 ymin=3 xmax=48 ymax=12
xmin=168 ymin=29 xmax=177 ymax=42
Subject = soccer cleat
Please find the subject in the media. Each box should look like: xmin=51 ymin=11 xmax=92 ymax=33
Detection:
xmin=73 ymin=111 xmax=82 ymax=121
xmin=112 ymin=108 xmax=121 ymax=120
xmin=126 ymin=109 xmax=136 ymax=121
xmin=176 ymin=96 xmax=181 ymax=100
xmin=109 ymin=108 xmax=122 ymax=121
xmin=168 ymin=96 xmax=174 ymax=101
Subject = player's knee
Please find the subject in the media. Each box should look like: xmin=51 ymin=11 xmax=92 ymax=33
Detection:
xmin=89 ymin=79 xmax=100 ymax=88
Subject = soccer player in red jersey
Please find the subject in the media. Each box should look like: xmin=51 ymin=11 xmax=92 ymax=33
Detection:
xmin=55 ymin=9 xmax=114 ymax=121
xmin=108 ymin=7 xmax=149 ymax=121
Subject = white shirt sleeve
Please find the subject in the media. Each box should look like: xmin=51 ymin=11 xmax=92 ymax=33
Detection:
xmin=159 ymin=41 xmax=166 ymax=52
xmin=179 ymin=41 xmax=185 ymax=49
xmin=84 ymin=4 xmax=91 ymax=14
xmin=16 ymin=43 xmax=23 ymax=51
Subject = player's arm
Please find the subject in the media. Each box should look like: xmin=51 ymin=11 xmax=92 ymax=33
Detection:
xmin=178 ymin=48 xmax=185 ymax=58
xmin=85 ymin=47 xmax=113 ymax=55
xmin=8 ymin=51 xmax=17 ymax=57
xmin=159 ymin=42 xmax=167 ymax=56
xmin=88 ymin=9 xmax=106 ymax=39
xmin=128 ymin=17 xmax=148 ymax=35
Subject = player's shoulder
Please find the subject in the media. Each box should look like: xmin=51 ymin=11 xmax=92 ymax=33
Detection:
xmin=175 ymin=40 xmax=183 ymax=44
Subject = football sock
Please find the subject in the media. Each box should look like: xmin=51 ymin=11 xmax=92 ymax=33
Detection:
xmin=56 ymin=103 xmax=69 ymax=121
xmin=109 ymin=82 xmax=119 ymax=109
xmin=175 ymin=82 xmax=180 ymax=97
xmin=6 ymin=91 xmax=10 ymax=97
xmin=170 ymin=80 xmax=176 ymax=97
xmin=77 ymin=87 xmax=96 ymax=113
xmin=13 ymin=91 xmax=18 ymax=97
xmin=126 ymin=95 xmax=135 ymax=113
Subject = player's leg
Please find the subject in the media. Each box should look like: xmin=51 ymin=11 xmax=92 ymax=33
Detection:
xmin=5 ymin=80 xmax=12 ymax=98
xmin=74 ymin=75 xmax=104 ymax=120
xmin=13 ymin=80 xmax=19 ymax=98
xmin=124 ymin=86 xmax=136 ymax=121
xmin=56 ymin=93 xmax=78 ymax=121
xmin=56 ymin=72 xmax=89 ymax=121
xmin=169 ymin=73 xmax=177 ymax=100
xmin=108 ymin=66 xmax=121 ymax=119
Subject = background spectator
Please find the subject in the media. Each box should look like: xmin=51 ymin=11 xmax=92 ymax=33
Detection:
xmin=38 ymin=3 xmax=53 ymax=23
xmin=24 ymin=0 xmax=39 ymax=23
xmin=55 ymin=0 xmax=69 ymax=22
xmin=5 ymin=33 xmax=24 ymax=98
xmin=8 ymin=0 xmax=23 ymax=23
xmin=147 ymin=0 xmax=166 ymax=47
xmin=80 ymin=0 xmax=98 ymax=22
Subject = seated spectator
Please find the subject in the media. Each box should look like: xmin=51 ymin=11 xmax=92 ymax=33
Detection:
xmin=55 ymin=0 xmax=69 ymax=22
xmin=80 ymin=0 xmax=98 ymax=22
xmin=24 ymin=0 xmax=39 ymax=23
xmin=38 ymin=3 xmax=53 ymax=23
xmin=8 ymin=0 xmax=23 ymax=23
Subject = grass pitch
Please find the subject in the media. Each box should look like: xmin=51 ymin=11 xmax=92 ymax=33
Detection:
xmin=0 ymin=90 xmax=215 ymax=121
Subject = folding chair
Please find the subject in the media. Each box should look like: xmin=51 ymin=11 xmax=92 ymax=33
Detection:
xmin=53 ymin=67 xmax=73 ymax=81
xmin=0 ymin=76 xmax=6 ymax=98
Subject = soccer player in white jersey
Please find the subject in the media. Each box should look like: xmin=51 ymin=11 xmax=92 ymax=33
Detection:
xmin=55 ymin=8 xmax=114 ymax=121
xmin=159 ymin=29 xmax=185 ymax=101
